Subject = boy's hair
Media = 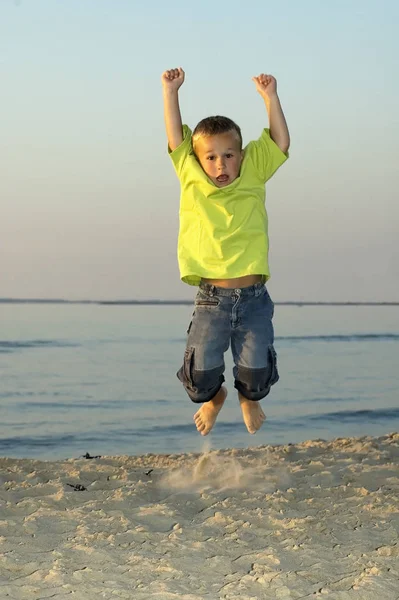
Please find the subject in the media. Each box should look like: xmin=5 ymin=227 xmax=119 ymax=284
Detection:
xmin=192 ymin=116 xmax=242 ymax=151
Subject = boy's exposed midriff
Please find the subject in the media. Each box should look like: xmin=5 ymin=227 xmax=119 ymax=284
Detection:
xmin=201 ymin=274 xmax=262 ymax=289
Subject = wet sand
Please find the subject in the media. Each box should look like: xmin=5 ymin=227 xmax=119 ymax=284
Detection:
xmin=1 ymin=433 xmax=398 ymax=599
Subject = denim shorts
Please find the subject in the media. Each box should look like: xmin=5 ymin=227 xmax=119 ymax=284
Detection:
xmin=177 ymin=281 xmax=279 ymax=403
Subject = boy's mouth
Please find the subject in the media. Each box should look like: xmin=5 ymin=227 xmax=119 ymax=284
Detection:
xmin=216 ymin=174 xmax=229 ymax=183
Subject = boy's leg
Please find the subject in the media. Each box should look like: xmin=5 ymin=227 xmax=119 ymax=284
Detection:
xmin=238 ymin=393 xmax=266 ymax=434
xmin=193 ymin=385 xmax=227 ymax=436
xmin=177 ymin=287 xmax=230 ymax=435
xmin=231 ymin=285 xmax=278 ymax=434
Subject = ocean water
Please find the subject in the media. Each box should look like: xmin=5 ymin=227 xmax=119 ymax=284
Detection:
xmin=1 ymin=303 xmax=398 ymax=460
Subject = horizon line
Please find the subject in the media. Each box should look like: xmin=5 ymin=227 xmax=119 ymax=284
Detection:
xmin=1 ymin=298 xmax=398 ymax=307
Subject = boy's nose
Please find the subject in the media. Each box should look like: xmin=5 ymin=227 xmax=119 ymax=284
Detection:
xmin=217 ymin=158 xmax=226 ymax=169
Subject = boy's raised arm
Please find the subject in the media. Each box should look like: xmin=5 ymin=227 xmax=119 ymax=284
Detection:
xmin=161 ymin=67 xmax=185 ymax=151
xmin=252 ymin=73 xmax=290 ymax=154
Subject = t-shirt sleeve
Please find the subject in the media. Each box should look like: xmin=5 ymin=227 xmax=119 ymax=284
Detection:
xmin=246 ymin=128 xmax=288 ymax=182
xmin=168 ymin=125 xmax=193 ymax=177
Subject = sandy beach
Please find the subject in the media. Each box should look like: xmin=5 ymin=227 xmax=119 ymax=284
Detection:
xmin=1 ymin=433 xmax=398 ymax=599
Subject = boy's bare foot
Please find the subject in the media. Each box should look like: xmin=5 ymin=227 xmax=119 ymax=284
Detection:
xmin=193 ymin=386 xmax=227 ymax=436
xmin=239 ymin=394 xmax=266 ymax=434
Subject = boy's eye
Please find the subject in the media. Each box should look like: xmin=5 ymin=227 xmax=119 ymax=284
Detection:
xmin=226 ymin=153 xmax=233 ymax=158
xmin=207 ymin=156 xmax=215 ymax=161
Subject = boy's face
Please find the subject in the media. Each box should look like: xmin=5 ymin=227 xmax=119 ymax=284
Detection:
xmin=194 ymin=131 xmax=243 ymax=187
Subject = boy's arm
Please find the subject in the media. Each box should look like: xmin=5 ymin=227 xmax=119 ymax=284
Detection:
xmin=161 ymin=67 xmax=185 ymax=151
xmin=252 ymin=73 xmax=290 ymax=154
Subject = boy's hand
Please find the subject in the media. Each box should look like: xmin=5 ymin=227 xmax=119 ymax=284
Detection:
xmin=162 ymin=67 xmax=185 ymax=92
xmin=252 ymin=73 xmax=277 ymax=98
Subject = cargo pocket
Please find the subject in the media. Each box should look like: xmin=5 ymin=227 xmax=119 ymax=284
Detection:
xmin=183 ymin=346 xmax=196 ymax=391
xmin=268 ymin=345 xmax=279 ymax=387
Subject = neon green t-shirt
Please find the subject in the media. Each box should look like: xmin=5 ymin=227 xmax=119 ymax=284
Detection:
xmin=169 ymin=125 xmax=288 ymax=286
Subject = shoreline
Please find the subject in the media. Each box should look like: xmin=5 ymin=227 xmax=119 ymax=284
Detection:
xmin=1 ymin=432 xmax=398 ymax=598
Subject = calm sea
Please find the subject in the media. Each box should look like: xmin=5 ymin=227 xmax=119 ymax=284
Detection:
xmin=1 ymin=303 xmax=398 ymax=460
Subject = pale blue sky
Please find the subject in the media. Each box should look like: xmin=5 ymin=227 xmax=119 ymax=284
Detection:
xmin=2 ymin=0 xmax=398 ymax=300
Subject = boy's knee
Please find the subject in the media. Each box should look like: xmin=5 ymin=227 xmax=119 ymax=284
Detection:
xmin=234 ymin=346 xmax=279 ymax=401
xmin=177 ymin=346 xmax=225 ymax=403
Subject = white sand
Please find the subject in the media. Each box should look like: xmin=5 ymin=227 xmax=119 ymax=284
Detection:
xmin=1 ymin=433 xmax=398 ymax=599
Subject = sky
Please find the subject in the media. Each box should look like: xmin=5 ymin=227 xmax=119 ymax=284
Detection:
xmin=1 ymin=0 xmax=398 ymax=301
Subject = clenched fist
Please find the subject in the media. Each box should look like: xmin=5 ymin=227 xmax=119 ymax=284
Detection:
xmin=161 ymin=67 xmax=185 ymax=92
xmin=252 ymin=73 xmax=277 ymax=98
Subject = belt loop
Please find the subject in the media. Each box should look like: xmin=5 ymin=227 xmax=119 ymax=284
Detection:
xmin=210 ymin=285 xmax=216 ymax=296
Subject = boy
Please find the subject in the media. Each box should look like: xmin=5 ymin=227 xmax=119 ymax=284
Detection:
xmin=162 ymin=67 xmax=289 ymax=436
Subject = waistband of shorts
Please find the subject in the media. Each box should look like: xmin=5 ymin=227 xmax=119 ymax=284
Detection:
xmin=199 ymin=280 xmax=265 ymax=298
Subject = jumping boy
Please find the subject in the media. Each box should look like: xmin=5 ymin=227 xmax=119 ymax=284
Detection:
xmin=162 ymin=67 xmax=290 ymax=436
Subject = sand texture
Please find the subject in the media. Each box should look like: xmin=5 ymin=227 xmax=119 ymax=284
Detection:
xmin=1 ymin=433 xmax=398 ymax=599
